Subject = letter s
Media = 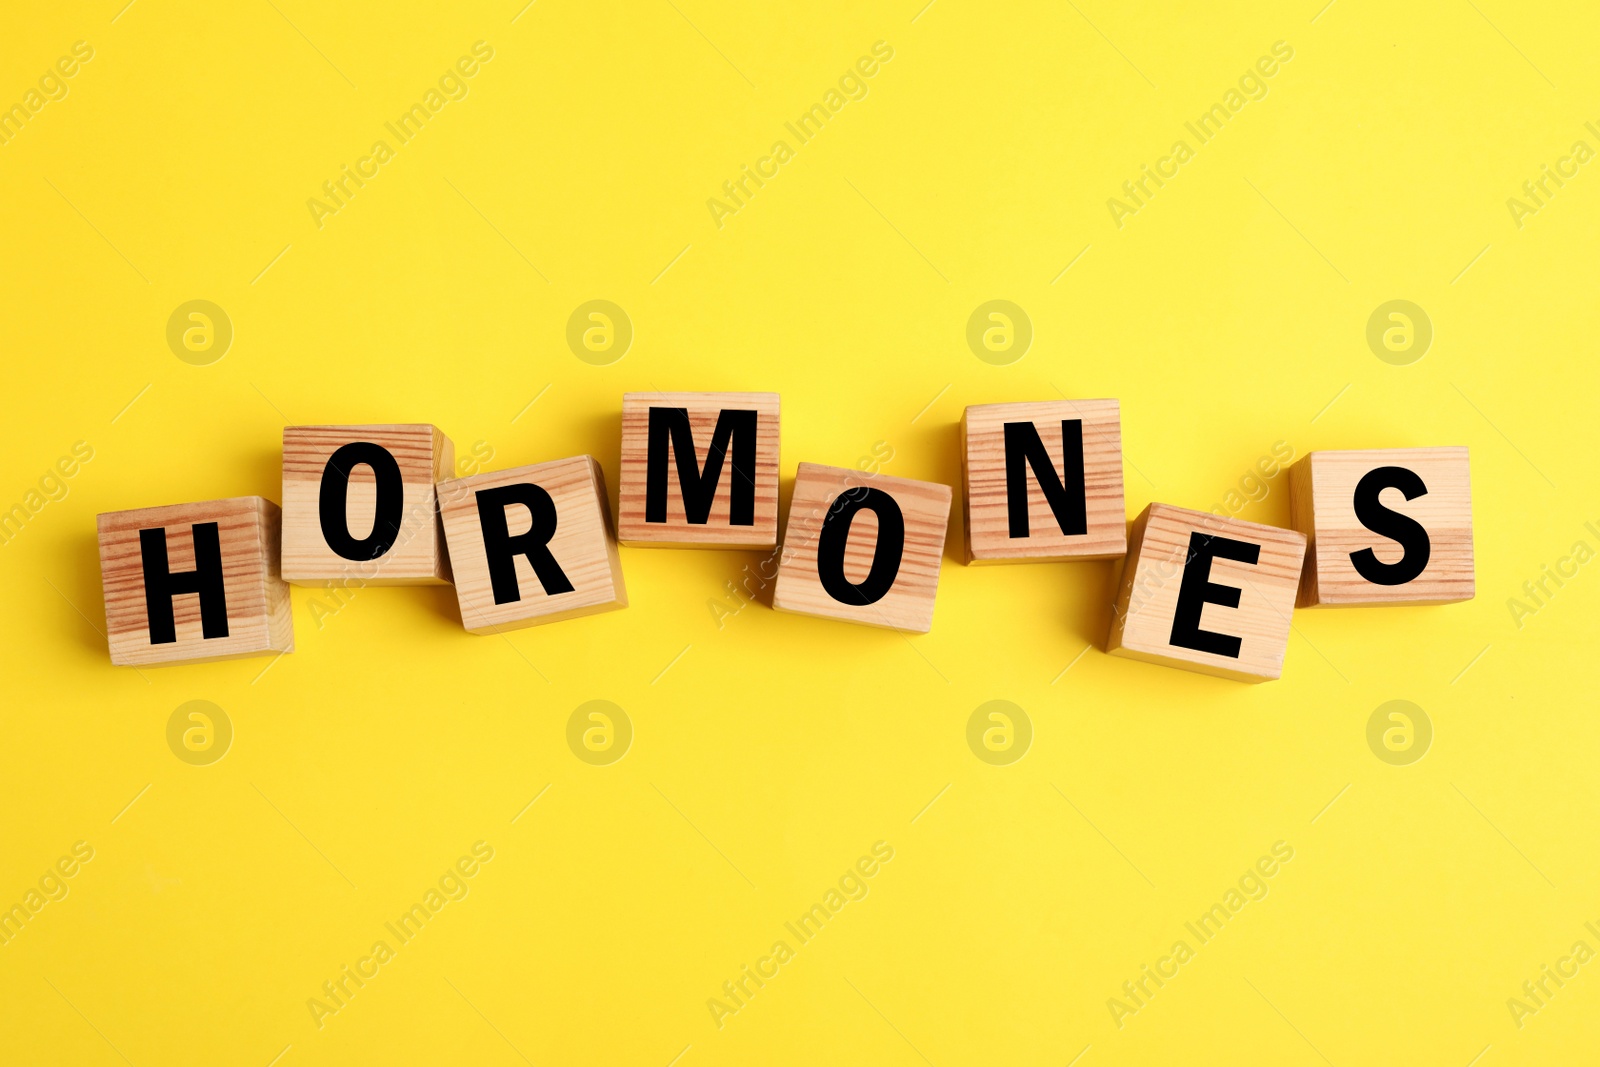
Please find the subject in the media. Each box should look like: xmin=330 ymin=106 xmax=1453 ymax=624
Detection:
xmin=1349 ymin=466 xmax=1431 ymax=586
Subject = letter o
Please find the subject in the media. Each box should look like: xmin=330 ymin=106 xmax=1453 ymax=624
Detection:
xmin=816 ymin=487 xmax=905 ymax=606
xmin=319 ymin=441 xmax=405 ymax=562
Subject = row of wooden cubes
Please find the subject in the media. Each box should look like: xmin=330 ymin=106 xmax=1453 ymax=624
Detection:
xmin=96 ymin=394 xmax=1473 ymax=681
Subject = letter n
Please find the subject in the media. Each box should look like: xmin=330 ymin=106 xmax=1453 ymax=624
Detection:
xmin=1003 ymin=420 xmax=1086 ymax=538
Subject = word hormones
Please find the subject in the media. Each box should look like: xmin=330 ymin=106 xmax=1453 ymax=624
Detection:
xmin=94 ymin=393 xmax=1474 ymax=682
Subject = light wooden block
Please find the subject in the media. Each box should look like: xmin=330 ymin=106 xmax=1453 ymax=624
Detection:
xmin=617 ymin=391 xmax=780 ymax=549
xmin=1107 ymin=503 xmax=1306 ymax=682
xmin=1289 ymin=447 xmax=1473 ymax=606
xmin=96 ymin=496 xmax=293 ymax=667
xmin=282 ymin=424 xmax=453 ymax=585
xmin=772 ymin=463 xmax=952 ymax=633
xmin=437 ymin=456 xmax=626 ymax=633
xmin=961 ymin=398 xmax=1126 ymax=563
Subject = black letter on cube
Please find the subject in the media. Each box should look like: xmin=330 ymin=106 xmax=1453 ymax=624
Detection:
xmin=319 ymin=441 xmax=405 ymax=561
xmin=645 ymin=407 xmax=758 ymax=526
xmin=816 ymin=487 xmax=905 ymax=606
xmin=1169 ymin=532 xmax=1259 ymax=658
xmin=1003 ymin=420 xmax=1087 ymax=538
xmin=139 ymin=522 xmax=230 ymax=644
xmin=1350 ymin=466 xmax=1431 ymax=586
xmin=475 ymin=484 xmax=574 ymax=605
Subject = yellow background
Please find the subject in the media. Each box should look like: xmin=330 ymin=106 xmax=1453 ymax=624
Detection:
xmin=2 ymin=0 xmax=1597 ymax=1063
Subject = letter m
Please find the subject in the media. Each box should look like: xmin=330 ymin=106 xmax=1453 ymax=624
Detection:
xmin=646 ymin=407 xmax=758 ymax=526
xmin=1003 ymin=420 xmax=1087 ymax=538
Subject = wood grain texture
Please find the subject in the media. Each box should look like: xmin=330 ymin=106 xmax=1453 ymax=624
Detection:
xmin=281 ymin=424 xmax=453 ymax=585
xmin=772 ymin=462 xmax=952 ymax=633
xmin=1288 ymin=447 xmax=1473 ymax=606
xmin=437 ymin=456 xmax=626 ymax=634
xmin=96 ymin=496 xmax=293 ymax=666
xmin=616 ymin=391 xmax=780 ymax=548
xmin=962 ymin=398 xmax=1126 ymax=563
xmin=1107 ymin=503 xmax=1306 ymax=682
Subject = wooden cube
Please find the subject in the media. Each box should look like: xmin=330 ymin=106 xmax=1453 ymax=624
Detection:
xmin=616 ymin=391 xmax=780 ymax=549
xmin=772 ymin=463 xmax=952 ymax=633
xmin=281 ymin=424 xmax=454 ymax=585
xmin=1289 ymin=447 xmax=1473 ymax=606
xmin=962 ymin=399 xmax=1126 ymax=563
xmin=437 ymin=456 xmax=626 ymax=633
xmin=1107 ymin=503 xmax=1306 ymax=682
xmin=96 ymin=496 xmax=293 ymax=666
